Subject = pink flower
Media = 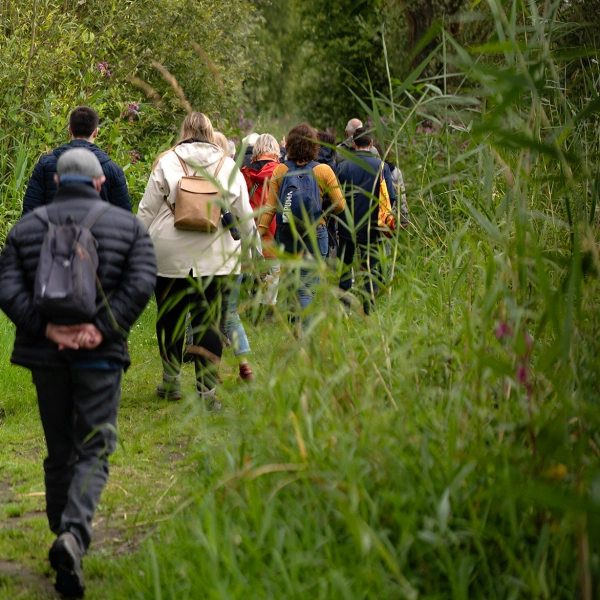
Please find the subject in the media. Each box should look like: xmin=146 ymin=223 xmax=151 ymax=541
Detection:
xmin=517 ymin=364 xmax=529 ymax=386
xmin=495 ymin=322 xmax=512 ymax=340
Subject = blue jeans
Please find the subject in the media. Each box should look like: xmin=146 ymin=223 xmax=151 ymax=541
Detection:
xmin=277 ymin=224 xmax=328 ymax=318
xmin=224 ymin=274 xmax=251 ymax=357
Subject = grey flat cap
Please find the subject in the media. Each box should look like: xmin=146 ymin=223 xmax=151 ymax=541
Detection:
xmin=56 ymin=148 xmax=103 ymax=178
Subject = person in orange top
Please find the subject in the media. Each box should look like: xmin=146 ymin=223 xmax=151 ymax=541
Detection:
xmin=257 ymin=122 xmax=345 ymax=329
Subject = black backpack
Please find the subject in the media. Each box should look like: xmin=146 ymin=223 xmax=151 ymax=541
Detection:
xmin=33 ymin=202 xmax=110 ymax=323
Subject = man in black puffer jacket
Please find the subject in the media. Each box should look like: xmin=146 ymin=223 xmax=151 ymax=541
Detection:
xmin=0 ymin=148 xmax=156 ymax=598
xmin=22 ymin=106 xmax=132 ymax=215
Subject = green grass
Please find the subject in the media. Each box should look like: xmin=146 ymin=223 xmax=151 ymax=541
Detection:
xmin=0 ymin=239 xmax=598 ymax=598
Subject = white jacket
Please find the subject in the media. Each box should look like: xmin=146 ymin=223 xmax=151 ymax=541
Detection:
xmin=137 ymin=141 xmax=260 ymax=278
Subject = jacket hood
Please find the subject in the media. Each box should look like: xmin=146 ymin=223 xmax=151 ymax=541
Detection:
xmin=242 ymin=160 xmax=278 ymax=184
xmin=53 ymin=140 xmax=112 ymax=165
xmin=173 ymin=141 xmax=224 ymax=170
xmin=318 ymin=147 xmax=336 ymax=167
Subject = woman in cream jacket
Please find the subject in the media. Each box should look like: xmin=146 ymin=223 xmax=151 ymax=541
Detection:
xmin=138 ymin=112 xmax=260 ymax=410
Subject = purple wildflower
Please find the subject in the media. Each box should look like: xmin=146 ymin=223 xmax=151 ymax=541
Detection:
xmin=495 ymin=322 xmax=512 ymax=340
xmin=517 ymin=364 xmax=529 ymax=386
xmin=123 ymin=103 xmax=140 ymax=122
xmin=97 ymin=62 xmax=111 ymax=77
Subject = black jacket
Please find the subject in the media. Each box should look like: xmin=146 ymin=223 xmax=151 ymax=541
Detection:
xmin=336 ymin=151 xmax=397 ymax=244
xmin=0 ymin=183 xmax=156 ymax=369
xmin=22 ymin=140 xmax=132 ymax=215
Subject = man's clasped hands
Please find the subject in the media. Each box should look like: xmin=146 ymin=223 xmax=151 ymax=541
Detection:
xmin=46 ymin=323 xmax=103 ymax=351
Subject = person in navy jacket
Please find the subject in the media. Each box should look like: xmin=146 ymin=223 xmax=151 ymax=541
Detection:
xmin=22 ymin=106 xmax=132 ymax=215
xmin=336 ymin=127 xmax=397 ymax=314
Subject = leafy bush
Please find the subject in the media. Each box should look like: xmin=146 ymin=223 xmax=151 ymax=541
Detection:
xmin=0 ymin=0 xmax=257 ymax=234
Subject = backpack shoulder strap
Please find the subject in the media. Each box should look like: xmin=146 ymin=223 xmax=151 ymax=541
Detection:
xmin=34 ymin=206 xmax=51 ymax=228
xmin=81 ymin=202 xmax=111 ymax=230
xmin=213 ymin=156 xmax=226 ymax=179
xmin=173 ymin=152 xmax=191 ymax=176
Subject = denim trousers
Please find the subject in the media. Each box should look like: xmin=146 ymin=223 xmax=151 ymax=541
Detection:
xmin=31 ymin=367 xmax=122 ymax=553
xmin=277 ymin=224 xmax=328 ymax=318
xmin=223 ymin=273 xmax=251 ymax=357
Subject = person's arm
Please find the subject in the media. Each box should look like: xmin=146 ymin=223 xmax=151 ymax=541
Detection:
xmin=0 ymin=228 xmax=47 ymax=338
xmin=106 ymin=162 xmax=132 ymax=212
xmin=257 ymin=164 xmax=286 ymax=235
xmin=22 ymin=160 xmax=47 ymax=216
xmin=94 ymin=219 xmax=157 ymax=343
xmin=137 ymin=161 xmax=168 ymax=229
xmin=229 ymin=170 xmax=262 ymax=261
xmin=315 ymin=164 xmax=346 ymax=215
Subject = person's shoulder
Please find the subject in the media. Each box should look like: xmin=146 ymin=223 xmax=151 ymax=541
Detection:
xmin=272 ymin=163 xmax=289 ymax=176
xmin=81 ymin=143 xmax=112 ymax=166
xmin=7 ymin=209 xmax=46 ymax=240
xmin=313 ymin=163 xmax=335 ymax=177
xmin=36 ymin=146 xmax=64 ymax=168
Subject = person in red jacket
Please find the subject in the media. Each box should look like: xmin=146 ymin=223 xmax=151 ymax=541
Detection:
xmin=241 ymin=134 xmax=281 ymax=313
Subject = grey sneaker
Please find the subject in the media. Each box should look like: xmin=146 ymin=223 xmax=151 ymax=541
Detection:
xmin=49 ymin=532 xmax=85 ymax=598
xmin=197 ymin=386 xmax=221 ymax=411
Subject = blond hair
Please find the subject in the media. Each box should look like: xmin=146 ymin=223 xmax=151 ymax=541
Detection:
xmin=251 ymin=134 xmax=280 ymax=162
xmin=179 ymin=112 xmax=215 ymax=143
xmin=213 ymin=132 xmax=229 ymax=155
xmin=152 ymin=112 xmax=217 ymax=171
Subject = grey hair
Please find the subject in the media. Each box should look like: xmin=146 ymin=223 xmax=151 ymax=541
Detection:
xmin=56 ymin=148 xmax=103 ymax=178
xmin=227 ymin=140 xmax=236 ymax=158
xmin=251 ymin=133 xmax=280 ymax=161
xmin=345 ymin=118 xmax=363 ymax=136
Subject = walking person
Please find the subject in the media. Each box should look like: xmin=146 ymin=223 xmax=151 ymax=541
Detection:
xmin=336 ymin=127 xmax=397 ymax=314
xmin=137 ymin=112 xmax=261 ymax=409
xmin=335 ymin=118 xmax=380 ymax=165
xmin=0 ymin=148 xmax=156 ymax=597
xmin=241 ymin=133 xmax=281 ymax=314
xmin=22 ymin=106 xmax=132 ymax=215
xmin=257 ymin=123 xmax=346 ymax=331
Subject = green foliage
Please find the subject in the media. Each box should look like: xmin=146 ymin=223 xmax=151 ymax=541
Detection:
xmin=0 ymin=0 xmax=256 ymax=226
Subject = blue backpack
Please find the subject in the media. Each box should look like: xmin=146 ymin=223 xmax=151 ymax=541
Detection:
xmin=276 ymin=161 xmax=322 ymax=234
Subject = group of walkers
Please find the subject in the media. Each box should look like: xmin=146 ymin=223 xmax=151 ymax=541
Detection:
xmin=0 ymin=105 xmax=408 ymax=598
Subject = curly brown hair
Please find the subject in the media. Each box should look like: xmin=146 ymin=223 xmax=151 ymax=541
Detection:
xmin=286 ymin=122 xmax=319 ymax=163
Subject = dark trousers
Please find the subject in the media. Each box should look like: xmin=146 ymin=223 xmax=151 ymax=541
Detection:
xmin=31 ymin=367 xmax=122 ymax=553
xmin=155 ymin=275 xmax=228 ymax=391
xmin=338 ymin=237 xmax=381 ymax=314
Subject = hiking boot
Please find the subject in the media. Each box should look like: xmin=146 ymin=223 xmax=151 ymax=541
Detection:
xmin=197 ymin=385 xmax=221 ymax=411
xmin=238 ymin=363 xmax=254 ymax=382
xmin=49 ymin=532 xmax=85 ymax=598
